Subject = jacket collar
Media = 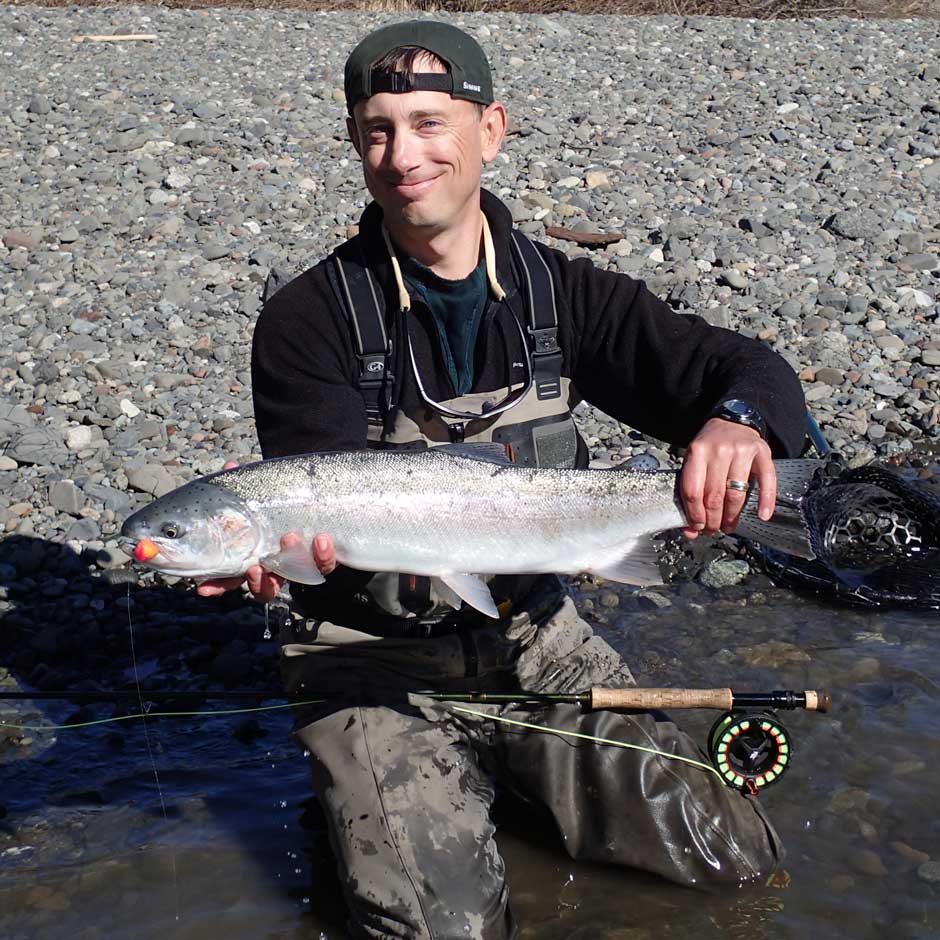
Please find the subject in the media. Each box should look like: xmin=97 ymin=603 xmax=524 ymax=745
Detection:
xmin=357 ymin=188 xmax=520 ymax=304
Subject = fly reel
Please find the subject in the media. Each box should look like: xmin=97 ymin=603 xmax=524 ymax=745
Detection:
xmin=708 ymin=711 xmax=793 ymax=794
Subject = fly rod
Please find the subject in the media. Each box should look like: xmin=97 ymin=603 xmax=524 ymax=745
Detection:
xmin=1 ymin=686 xmax=831 ymax=793
xmin=0 ymin=687 xmax=830 ymax=711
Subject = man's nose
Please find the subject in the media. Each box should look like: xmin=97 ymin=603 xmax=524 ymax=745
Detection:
xmin=386 ymin=130 xmax=420 ymax=175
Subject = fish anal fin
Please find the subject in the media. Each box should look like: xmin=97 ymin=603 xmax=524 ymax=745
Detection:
xmin=434 ymin=573 xmax=499 ymax=619
xmin=591 ymin=539 xmax=663 ymax=587
xmin=259 ymin=542 xmax=326 ymax=585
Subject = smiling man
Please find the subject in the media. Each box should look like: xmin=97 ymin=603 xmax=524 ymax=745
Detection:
xmin=221 ymin=19 xmax=808 ymax=940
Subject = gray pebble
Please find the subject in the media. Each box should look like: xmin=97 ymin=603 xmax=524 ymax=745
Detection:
xmin=917 ymin=861 xmax=940 ymax=884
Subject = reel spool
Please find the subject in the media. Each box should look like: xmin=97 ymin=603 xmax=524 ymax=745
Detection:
xmin=708 ymin=711 xmax=792 ymax=793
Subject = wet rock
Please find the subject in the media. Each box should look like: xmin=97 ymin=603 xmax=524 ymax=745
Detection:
xmin=828 ymin=787 xmax=870 ymax=816
xmin=852 ymin=849 xmax=888 ymax=877
xmin=635 ymin=589 xmax=672 ymax=610
xmin=738 ymin=639 xmax=811 ymax=668
xmin=890 ymin=841 xmax=930 ymax=867
xmin=917 ymin=861 xmax=940 ymax=884
xmin=828 ymin=873 xmax=856 ymax=892
xmin=698 ymin=558 xmax=750 ymax=589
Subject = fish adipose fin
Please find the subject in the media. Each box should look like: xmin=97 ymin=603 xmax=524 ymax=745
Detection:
xmin=259 ymin=543 xmax=326 ymax=585
xmin=433 ymin=573 xmax=499 ymax=619
xmin=733 ymin=458 xmax=823 ymax=560
xmin=591 ymin=538 xmax=663 ymax=587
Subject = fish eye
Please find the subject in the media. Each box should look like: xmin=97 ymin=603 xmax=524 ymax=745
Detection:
xmin=161 ymin=522 xmax=182 ymax=539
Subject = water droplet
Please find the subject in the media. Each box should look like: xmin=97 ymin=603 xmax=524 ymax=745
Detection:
xmin=279 ymin=799 xmax=288 ymax=809
xmin=683 ymin=846 xmax=692 ymax=854
xmin=263 ymin=626 xmax=273 ymax=640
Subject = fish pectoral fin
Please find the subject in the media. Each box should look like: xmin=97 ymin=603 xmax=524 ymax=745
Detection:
xmin=434 ymin=573 xmax=499 ymax=619
xmin=259 ymin=543 xmax=326 ymax=586
xmin=591 ymin=539 xmax=663 ymax=587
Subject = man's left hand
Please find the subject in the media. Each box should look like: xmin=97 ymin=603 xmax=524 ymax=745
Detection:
xmin=679 ymin=418 xmax=776 ymax=539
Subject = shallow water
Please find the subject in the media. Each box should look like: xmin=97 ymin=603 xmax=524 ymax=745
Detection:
xmin=2 ymin=586 xmax=939 ymax=940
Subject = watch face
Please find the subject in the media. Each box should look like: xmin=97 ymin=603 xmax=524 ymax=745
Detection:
xmin=723 ymin=399 xmax=753 ymax=417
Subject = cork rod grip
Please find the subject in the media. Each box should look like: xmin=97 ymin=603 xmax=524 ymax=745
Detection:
xmin=589 ymin=687 xmax=734 ymax=711
xmin=805 ymin=690 xmax=831 ymax=712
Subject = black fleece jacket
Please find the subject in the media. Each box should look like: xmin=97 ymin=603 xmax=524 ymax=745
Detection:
xmin=252 ymin=189 xmax=807 ymax=461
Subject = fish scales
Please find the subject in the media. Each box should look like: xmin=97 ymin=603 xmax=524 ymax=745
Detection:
xmin=210 ymin=450 xmax=684 ymax=576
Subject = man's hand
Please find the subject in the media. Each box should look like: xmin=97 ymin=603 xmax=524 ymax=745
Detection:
xmin=679 ymin=418 xmax=776 ymax=539
xmin=195 ymin=461 xmax=337 ymax=601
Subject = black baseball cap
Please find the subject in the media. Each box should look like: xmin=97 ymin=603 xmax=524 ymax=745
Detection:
xmin=344 ymin=20 xmax=494 ymax=115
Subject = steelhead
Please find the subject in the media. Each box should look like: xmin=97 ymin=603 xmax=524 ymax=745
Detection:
xmin=121 ymin=447 xmax=822 ymax=617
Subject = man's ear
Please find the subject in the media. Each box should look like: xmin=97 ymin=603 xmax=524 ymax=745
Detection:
xmin=347 ymin=115 xmax=362 ymax=157
xmin=480 ymin=101 xmax=507 ymax=164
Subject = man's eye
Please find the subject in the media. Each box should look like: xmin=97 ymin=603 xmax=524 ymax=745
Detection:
xmin=419 ymin=120 xmax=441 ymax=130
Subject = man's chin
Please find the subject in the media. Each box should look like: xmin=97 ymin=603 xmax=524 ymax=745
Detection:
xmin=384 ymin=202 xmax=444 ymax=231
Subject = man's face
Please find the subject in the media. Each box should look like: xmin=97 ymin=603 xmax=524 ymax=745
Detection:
xmin=347 ymin=62 xmax=505 ymax=236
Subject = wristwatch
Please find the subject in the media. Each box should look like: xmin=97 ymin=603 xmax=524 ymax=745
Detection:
xmin=707 ymin=398 xmax=767 ymax=440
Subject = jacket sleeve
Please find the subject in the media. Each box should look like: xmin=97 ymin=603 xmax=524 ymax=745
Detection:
xmin=251 ymin=268 xmax=369 ymax=458
xmin=549 ymin=249 xmax=807 ymax=457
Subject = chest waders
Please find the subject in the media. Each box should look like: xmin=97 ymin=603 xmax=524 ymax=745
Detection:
xmin=324 ymin=223 xmax=585 ymax=618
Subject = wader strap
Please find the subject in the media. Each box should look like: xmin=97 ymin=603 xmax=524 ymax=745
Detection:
xmin=509 ymin=231 xmax=562 ymax=401
xmin=330 ymin=239 xmax=394 ymax=424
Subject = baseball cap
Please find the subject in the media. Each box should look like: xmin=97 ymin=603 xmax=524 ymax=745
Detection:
xmin=344 ymin=20 xmax=494 ymax=115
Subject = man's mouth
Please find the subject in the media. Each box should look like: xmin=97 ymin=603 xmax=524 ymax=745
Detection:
xmin=388 ymin=175 xmax=440 ymax=198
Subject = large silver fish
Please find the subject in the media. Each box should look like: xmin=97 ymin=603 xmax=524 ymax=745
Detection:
xmin=121 ymin=447 xmax=822 ymax=617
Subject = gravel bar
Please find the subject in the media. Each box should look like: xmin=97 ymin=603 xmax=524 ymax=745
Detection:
xmin=0 ymin=7 xmax=939 ymax=697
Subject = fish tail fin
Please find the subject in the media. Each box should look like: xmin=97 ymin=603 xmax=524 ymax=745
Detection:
xmin=734 ymin=459 xmax=825 ymax=560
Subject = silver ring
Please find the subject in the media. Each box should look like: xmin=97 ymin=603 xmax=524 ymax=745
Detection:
xmin=726 ymin=479 xmax=749 ymax=492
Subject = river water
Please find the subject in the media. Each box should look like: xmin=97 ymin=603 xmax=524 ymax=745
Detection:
xmin=2 ymin=580 xmax=939 ymax=940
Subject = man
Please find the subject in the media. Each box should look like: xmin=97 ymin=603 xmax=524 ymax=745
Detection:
xmin=201 ymin=20 xmax=807 ymax=940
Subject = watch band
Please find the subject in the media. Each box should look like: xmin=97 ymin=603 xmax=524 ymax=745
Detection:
xmin=708 ymin=398 xmax=767 ymax=440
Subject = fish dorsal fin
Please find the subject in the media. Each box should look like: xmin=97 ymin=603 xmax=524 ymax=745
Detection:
xmin=435 ymin=443 xmax=514 ymax=465
xmin=433 ymin=573 xmax=499 ymax=619
xmin=591 ymin=539 xmax=663 ymax=587
xmin=259 ymin=541 xmax=326 ymax=585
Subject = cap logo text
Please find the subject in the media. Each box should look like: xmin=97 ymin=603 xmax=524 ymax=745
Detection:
xmin=462 ymin=81 xmax=481 ymax=93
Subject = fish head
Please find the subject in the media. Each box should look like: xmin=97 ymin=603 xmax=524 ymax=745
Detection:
xmin=121 ymin=480 xmax=261 ymax=579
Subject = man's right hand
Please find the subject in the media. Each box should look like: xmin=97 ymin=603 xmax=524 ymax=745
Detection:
xmin=195 ymin=462 xmax=337 ymax=602
xmin=196 ymin=532 xmax=337 ymax=603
